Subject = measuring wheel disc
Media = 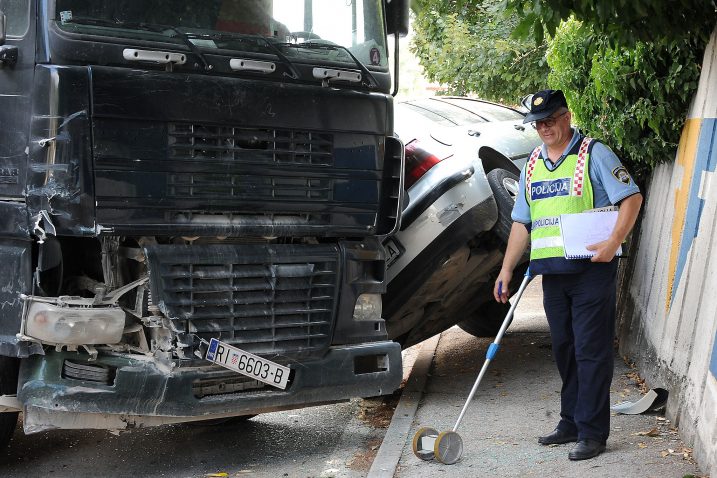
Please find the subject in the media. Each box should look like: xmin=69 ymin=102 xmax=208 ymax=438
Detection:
xmin=434 ymin=431 xmax=464 ymax=465
xmin=412 ymin=426 xmax=439 ymax=461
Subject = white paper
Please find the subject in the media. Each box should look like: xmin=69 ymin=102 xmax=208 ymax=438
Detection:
xmin=559 ymin=210 xmax=622 ymax=259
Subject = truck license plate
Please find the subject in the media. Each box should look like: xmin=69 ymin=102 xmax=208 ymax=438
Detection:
xmin=205 ymin=338 xmax=290 ymax=390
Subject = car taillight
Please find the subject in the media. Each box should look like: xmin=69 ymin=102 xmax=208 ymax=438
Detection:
xmin=404 ymin=140 xmax=452 ymax=189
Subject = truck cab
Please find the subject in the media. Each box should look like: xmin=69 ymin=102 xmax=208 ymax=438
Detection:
xmin=0 ymin=0 xmax=407 ymax=447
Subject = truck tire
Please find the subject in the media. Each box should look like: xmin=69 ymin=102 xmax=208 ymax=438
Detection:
xmin=457 ymin=301 xmax=510 ymax=337
xmin=487 ymin=169 xmax=519 ymax=243
xmin=0 ymin=356 xmax=20 ymax=450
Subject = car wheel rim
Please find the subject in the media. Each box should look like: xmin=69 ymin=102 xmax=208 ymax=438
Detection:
xmin=502 ymin=177 xmax=519 ymax=199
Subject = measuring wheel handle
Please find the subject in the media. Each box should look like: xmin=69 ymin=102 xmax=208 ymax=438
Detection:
xmin=412 ymin=426 xmax=439 ymax=461
xmin=434 ymin=431 xmax=464 ymax=465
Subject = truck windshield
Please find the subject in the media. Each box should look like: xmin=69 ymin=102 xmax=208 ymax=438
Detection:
xmin=54 ymin=0 xmax=388 ymax=69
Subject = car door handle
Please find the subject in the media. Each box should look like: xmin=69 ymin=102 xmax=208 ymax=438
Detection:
xmin=513 ymin=125 xmax=525 ymax=131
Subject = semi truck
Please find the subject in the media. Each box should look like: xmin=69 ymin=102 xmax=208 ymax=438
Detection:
xmin=0 ymin=0 xmax=408 ymax=448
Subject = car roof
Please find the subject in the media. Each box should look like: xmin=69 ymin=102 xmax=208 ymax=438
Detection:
xmin=398 ymin=97 xmax=525 ymax=126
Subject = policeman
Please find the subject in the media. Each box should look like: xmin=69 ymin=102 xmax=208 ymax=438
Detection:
xmin=494 ymin=90 xmax=643 ymax=460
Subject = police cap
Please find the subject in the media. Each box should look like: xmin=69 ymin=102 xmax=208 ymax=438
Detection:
xmin=523 ymin=89 xmax=568 ymax=124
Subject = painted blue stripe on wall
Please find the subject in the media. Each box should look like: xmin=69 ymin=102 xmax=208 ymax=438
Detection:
xmin=699 ymin=119 xmax=717 ymax=379
xmin=672 ymin=118 xmax=717 ymax=310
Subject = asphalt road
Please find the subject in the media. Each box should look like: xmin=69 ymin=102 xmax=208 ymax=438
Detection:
xmin=0 ymin=395 xmax=404 ymax=478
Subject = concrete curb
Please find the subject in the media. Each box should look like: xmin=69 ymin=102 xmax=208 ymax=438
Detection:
xmin=366 ymin=333 xmax=441 ymax=478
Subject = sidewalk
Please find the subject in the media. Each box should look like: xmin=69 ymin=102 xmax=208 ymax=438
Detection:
xmin=388 ymin=279 xmax=705 ymax=478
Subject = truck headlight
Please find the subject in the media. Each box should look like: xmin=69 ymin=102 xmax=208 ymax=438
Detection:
xmin=353 ymin=293 xmax=382 ymax=321
xmin=25 ymin=301 xmax=126 ymax=345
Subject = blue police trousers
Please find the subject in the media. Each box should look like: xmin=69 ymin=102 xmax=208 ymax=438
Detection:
xmin=542 ymin=260 xmax=618 ymax=443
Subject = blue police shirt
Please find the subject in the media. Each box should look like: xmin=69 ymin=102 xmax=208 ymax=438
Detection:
xmin=511 ymin=129 xmax=640 ymax=224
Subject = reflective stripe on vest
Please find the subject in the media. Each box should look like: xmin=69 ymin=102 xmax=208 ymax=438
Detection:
xmin=528 ymin=137 xmax=594 ymax=263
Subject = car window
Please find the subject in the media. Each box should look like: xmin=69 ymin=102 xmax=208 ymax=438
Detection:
xmin=439 ymin=98 xmax=525 ymax=122
xmin=0 ymin=0 xmax=30 ymax=37
xmin=398 ymin=103 xmax=458 ymax=126
xmin=407 ymin=98 xmax=486 ymax=126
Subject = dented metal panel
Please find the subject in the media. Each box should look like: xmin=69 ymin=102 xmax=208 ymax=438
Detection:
xmin=26 ymin=65 xmax=95 ymax=235
xmin=18 ymin=341 xmax=402 ymax=425
xmin=0 ymin=239 xmax=42 ymax=357
xmin=144 ymin=243 xmax=340 ymax=361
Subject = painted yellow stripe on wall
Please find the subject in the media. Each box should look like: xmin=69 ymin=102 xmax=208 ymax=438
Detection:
xmin=666 ymin=118 xmax=702 ymax=311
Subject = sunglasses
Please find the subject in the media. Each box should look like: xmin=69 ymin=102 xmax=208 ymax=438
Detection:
xmin=531 ymin=111 xmax=568 ymax=129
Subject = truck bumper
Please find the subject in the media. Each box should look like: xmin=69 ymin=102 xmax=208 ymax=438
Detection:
xmin=17 ymin=340 xmax=402 ymax=431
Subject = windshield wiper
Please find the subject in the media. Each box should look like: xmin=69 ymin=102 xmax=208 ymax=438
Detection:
xmin=191 ymin=32 xmax=300 ymax=80
xmin=62 ymin=17 xmax=212 ymax=70
xmin=284 ymin=41 xmax=379 ymax=89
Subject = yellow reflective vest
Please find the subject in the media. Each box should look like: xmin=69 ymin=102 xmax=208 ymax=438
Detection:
xmin=525 ymin=136 xmax=595 ymax=274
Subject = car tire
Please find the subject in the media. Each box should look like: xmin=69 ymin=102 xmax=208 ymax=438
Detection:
xmin=457 ymin=261 xmax=529 ymax=338
xmin=457 ymin=301 xmax=510 ymax=337
xmin=0 ymin=356 xmax=20 ymax=450
xmin=487 ymin=169 xmax=520 ymax=243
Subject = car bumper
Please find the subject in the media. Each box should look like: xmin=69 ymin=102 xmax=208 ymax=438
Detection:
xmin=386 ymin=169 xmax=497 ymax=283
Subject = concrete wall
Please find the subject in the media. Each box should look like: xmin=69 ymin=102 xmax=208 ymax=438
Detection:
xmin=618 ymin=27 xmax=717 ymax=476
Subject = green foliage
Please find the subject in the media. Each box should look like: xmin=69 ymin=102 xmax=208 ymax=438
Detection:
xmin=410 ymin=0 xmax=548 ymax=104
xmin=504 ymin=0 xmax=717 ymax=47
xmin=409 ymin=0 xmax=715 ymax=178
xmin=547 ymin=20 xmax=706 ymax=178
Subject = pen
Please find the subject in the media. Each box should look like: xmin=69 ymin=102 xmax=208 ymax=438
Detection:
xmin=498 ymin=281 xmax=503 ymax=296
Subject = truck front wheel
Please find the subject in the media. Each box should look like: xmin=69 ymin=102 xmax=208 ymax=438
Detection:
xmin=0 ymin=356 xmax=20 ymax=450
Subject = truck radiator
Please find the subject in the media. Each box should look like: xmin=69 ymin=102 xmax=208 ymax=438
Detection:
xmin=144 ymin=244 xmax=339 ymax=361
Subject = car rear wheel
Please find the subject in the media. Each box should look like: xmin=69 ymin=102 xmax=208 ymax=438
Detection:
xmin=457 ymin=301 xmax=510 ymax=337
xmin=487 ymin=169 xmax=520 ymax=243
xmin=0 ymin=356 xmax=20 ymax=450
xmin=457 ymin=262 xmax=529 ymax=338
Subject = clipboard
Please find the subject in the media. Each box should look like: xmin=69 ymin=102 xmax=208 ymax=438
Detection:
xmin=559 ymin=210 xmax=622 ymax=259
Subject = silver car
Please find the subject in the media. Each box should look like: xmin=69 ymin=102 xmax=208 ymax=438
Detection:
xmin=384 ymin=97 xmax=540 ymax=347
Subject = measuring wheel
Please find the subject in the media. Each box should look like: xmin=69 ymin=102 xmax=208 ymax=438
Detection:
xmin=412 ymin=427 xmax=439 ymax=461
xmin=434 ymin=431 xmax=463 ymax=465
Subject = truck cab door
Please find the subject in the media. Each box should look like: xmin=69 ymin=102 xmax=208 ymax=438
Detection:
xmin=0 ymin=0 xmax=34 ymax=199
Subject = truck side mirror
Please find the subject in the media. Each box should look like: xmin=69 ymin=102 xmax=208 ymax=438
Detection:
xmin=0 ymin=11 xmax=6 ymax=45
xmin=386 ymin=0 xmax=409 ymax=37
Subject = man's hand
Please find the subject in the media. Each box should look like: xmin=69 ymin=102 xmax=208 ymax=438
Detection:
xmin=587 ymin=193 xmax=643 ymax=262
xmin=586 ymin=238 xmax=622 ymax=262
xmin=494 ymin=269 xmax=513 ymax=303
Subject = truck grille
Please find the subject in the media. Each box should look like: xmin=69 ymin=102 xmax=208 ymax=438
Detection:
xmin=93 ymin=120 xmax=386 ymax=236
xmin=145 ymin=244 xmax=339 ymax=361
xmin=169 ymin=123 xmax=334 ymax=166
xmin=167 ymin=173 xmax=333 ymax=202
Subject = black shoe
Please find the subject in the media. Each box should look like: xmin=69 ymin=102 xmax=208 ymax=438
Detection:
xmin=538 ymin=428 xmax=578 ymax=445
xmin=568 ymin=439 xmax=606 ymax=460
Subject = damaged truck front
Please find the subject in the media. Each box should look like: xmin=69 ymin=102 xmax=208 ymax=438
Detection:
xmin=0 ymin=0 xmax=408 ymax=446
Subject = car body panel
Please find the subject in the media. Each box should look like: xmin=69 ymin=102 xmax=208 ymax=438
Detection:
xmin=384 ymin=96 xmax=540 ymax=346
